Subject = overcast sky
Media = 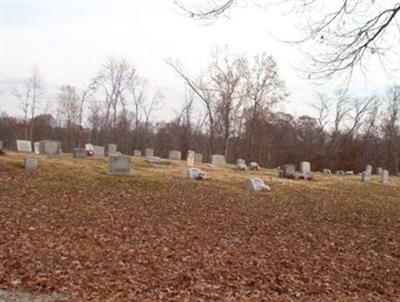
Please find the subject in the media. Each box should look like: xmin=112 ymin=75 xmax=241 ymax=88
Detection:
xmin=0 ymin=0 xmax=394 ymax=121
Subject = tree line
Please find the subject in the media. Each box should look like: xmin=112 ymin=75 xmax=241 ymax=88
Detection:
xmin=1 ymin=50 xmax=399 ymax=174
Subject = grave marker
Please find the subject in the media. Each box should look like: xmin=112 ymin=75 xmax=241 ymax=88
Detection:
xmin=145 ymin=148 xmax=154 ymax=157
xmin=187 ymin=150 xmax=195 ymax=166
xmin=108 ymin=155 xmax=132 ymax=176
xmin=134 ymin=149 xmax=142 ymax=157
xmin=381 ymin=169 xmax=389 ymax=184
xmin=361 ymin=171 xmax=371 ymax=182
xmin=187 ymin=168 xmax=205 ymax=180
xmin=236 ymin=159 xmax=247 ymax=170
xmin=247 ymin=178 xmax=270 ymax=192
xmin=211 ymin=154 xmax=226 ymax=166
xmin=107 ymin=144 xmax=117 ymax=156
xmin=39 ymin=140 xmax=62 ymax=155
xmin=73 ymin=148 xmax=87 ymax=159
xmin=281 ymin=164 xmax=295 ymax=179
xmin=168 ymin=150 xmax=182 ymax=160
xmin=16 ymin=140 xmax=32 ymax=153
xmin=93 ymin=145 xmax=105 ymax=156
xmin=24 ymin=156 xmax=38 ymax=171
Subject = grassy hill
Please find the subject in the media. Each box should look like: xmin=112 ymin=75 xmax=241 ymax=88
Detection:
xmin=1 ymin=152 xmax=400 ymax=301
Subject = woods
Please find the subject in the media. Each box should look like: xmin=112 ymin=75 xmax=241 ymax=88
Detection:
xmin=1 ymin=52 xmax=399 ymax=174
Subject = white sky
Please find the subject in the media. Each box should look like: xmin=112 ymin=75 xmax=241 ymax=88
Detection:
xmin=0 ymin=0 xmax=394 ymax=122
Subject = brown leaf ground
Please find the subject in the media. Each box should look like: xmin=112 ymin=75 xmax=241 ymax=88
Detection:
xmin=0 ymin=152 xmax=400 ymax=301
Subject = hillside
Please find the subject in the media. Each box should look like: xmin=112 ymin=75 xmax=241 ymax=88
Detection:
xmin=1 ymin=152 xmax=400 ymax=301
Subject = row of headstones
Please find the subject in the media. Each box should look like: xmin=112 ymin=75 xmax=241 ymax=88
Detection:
xmin=108 ymin=156 xmax=270 ymax=192
xmin=235 ymin=159 xmax=261 ymax=171
xmin=16 ymin=140 xmax=62 ymax=155
xmin=279 ymin=162 xmax=312 ymax=180
xmin=362 ymin=165 xmax=390 ymax=184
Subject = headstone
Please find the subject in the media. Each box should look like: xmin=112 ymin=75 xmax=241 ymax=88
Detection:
xmin=73 ymin=148 xmax=87 ymax=159
xmin=0 ymin=141 xmax=3 ymax=151
xmin=168 ymin=150 xmax=182 ymax=160
xmin=16 ymin=140 xmax=32 ymax=153
xmin=24 ymin=156 xmax=38 ymax=171
xmin=376 ymin=167 xmax=383 ymax=176
xmin=93 ymin=145 xmax=105 ymax=156
xmin=247 ymin=178 xmax=270 ymax=192
xmin=336 ymin=170 xmax=345 ymax=176
xmin=345 ymin=170 xmax=354 ymax=176
xmin=211 ymin=154 xmax=226 ymax=166
xmin=34 ymin=142 xmax=40 ymax=154
xmin=145 ymin=156 xmax=170 ymax=165
xmin=300 ymin=161 xmax=311 ymax=174
xmin=381 ymin=169 xmax=389 ymax=184
xmin=187 ymin=150 xmax=195 ymax=166
xmin=249 ymin=162 xmax=261 ymax=171
xmin=108 ymin=155 xmax=132 ymax=176
xmin=322 ymin=168 xmax=331 ymax=175
xmin=107 ymin=144 xmax=117 ymax=156
xmin=361 ymin=171 xmax=371 ymax=182
xmin=366 ymin=165 xmax=372 ymax=175
xmin=39 ymin=140 xmax=61 ymax=155
xmin=194 ymin=153 xmax=203 ymax=163
xmin=187 ymin=168 xmax=206 ymax=180
xmin=281 ymin=164 xmax=295 ymax=179
xmin=145 ymin=148 xmax=154 ymax=157
xmin=134 ymin=149 xmax=142 ymax=157
xmin=236 ymin=159 xmax=247 ymax=170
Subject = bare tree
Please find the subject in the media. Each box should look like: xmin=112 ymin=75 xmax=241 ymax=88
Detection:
xmin=312 ymin=93 xmax=330 ymax=132
xmin=166 ymin=58 xmax=217 ymax=157
xmin=57 ymin=85 xmax=80 ymax=129
xmin=13 ymin=64 xmax=44 ymax=140
xmin=126 ymin=70 xmax=145 ymax=149
xmin=176 ymin=1 xmax=400 ymax=80
xmin=245 ymin=53 xmax=287 ymax=160
xmin=94 ymin=57 xmax=134 ymax=143
xmin=382 ymin=85 xmax=400 ymax=174
xmin=13 ymin=81 xmax=31 ymax=139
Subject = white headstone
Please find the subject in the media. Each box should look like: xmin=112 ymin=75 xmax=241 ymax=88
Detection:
xmin=236 ymin=159 xmax=247 ymax=170
xmin=366 ymin=165 xmax=372 ymax=175
xmin=134 ymin=149 xmax=142 ymax=157
xmin=300 ymin=161 xmax=311 ymax=174
xmin=381 ymin=169 xmax=389 ymax=184
xmin=322 ymin=168 xmax=331 ymax=175
xmin=281 ymin=164 xmax=295 ymax=178
xmin=144 ymin=148 xmax=154 ymax=157
xmin=168 ymin=150 xmax=182 ymax=160
xmin=187 ymin=168 xmax=205 ymax=180
xmin=247 ymin=178 xmax=270 ymax=192
xmin=108 ymin=155 xmax=132 ymax=176
xmin=34 ymin=142 xmax=40 ymax=154
xmin=376 ymin=167 xmax=383 ymax=176
xmin=249 ymin=162 xmax=260 ymax=171
xmin=211 ymin=154 xmax=226 ymax=166
xmin=93 ymin=145 xmax=105 ymax=156
xmin=16 ymin=140 xmax=32 ymax=153
xmin=107 ymin=144 xmax=117 ymax=156
xmin=85 ymin=143 xmax=94 ymax=152
xmin=187 ymin=150 xmax=195 ymax=166
xmin=39 ymin=140 xmax=61 ymax=155
xmin=145 ymin=156 xmax=170 ymax=165
xmin=361 ymin=171 xmax=371 ymax=182
xmin=24 ymin=156 xmax=38 ymax=171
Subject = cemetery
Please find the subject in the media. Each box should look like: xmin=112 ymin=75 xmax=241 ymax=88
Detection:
xmin=0 ymin=148 xmax=399 ymax=300
xmin=3 ymin=0 xmax=400 ymax=299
